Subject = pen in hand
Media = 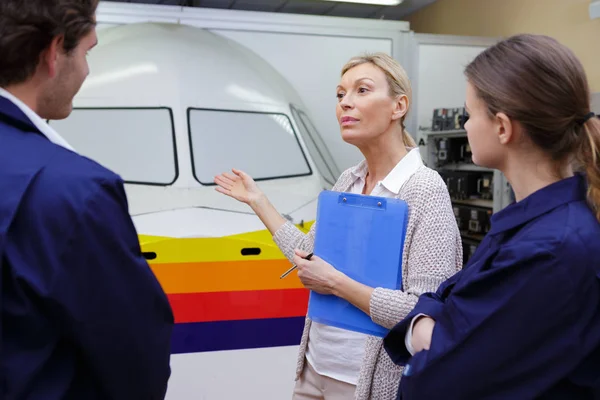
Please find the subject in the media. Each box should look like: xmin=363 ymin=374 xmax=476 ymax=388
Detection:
xmin=280 ymin=252 xmax=313 ymax=279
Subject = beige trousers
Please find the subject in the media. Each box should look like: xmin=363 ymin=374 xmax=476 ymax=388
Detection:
xmin=292 ymin=360 xmax=357 ymax=400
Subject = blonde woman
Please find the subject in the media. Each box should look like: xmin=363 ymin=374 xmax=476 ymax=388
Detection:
xmin=214 ymin=53 xmax=462 ymax=400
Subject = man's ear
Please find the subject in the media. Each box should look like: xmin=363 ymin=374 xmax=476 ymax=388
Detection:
xmin=495 ymin=112 xmax=514 ymax=145
xmin=42 ymin=35 xmax=64 ymax=79
xmin=392 ymin=94 xmax=409 ymax=121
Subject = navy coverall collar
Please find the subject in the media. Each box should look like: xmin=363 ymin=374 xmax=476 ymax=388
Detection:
xmin=489 ymin=174 xmax=587 ymax=236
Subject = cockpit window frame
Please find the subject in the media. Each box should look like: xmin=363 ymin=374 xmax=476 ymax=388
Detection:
xmin=290 ymin=104 xmax=339 ymax=187
xmin=186 ymin=107 xmax=313 ymax=186
xmin=48 ymin=106 xmax=179 ymax=187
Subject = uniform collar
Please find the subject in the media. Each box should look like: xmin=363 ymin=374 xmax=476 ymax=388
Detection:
xmin=349 ymin=147 xmax=423 ymax=195
xmin=489 ymin=174 xmax=587 ymax=235
xmin=0 ymin=88 xmax=74 ymax=151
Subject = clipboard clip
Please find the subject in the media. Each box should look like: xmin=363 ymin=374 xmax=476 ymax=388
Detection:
xmin=339 ymin=193 xmax=387 ymax=210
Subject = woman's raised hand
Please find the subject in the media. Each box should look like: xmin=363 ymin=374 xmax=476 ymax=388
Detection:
xmin=215 ymin=168 xmax=287 ymax=235
xmin=214 ymin=168 xmax=264 ymax=206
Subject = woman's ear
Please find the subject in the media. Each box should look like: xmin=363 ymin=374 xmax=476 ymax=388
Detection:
xmin=392 ymin=94 xmax=409 ymax=121
xmin=495 ymin=112 xmax=514 ymax=145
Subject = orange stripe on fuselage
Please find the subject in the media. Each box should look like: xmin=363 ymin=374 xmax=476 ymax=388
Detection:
xmin=149 ymin=259 xmax=304 ymax=294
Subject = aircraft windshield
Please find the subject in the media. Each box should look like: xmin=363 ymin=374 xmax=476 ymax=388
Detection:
xmin=188 ymin=108 xmax=311 ymax=184
xmin=290 ymin=106 xmax=338 ymax=186
xmin=49 ymin=107 xmax=177 ymax=185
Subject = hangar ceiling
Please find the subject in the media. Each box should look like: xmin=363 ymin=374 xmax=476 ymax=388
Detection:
xmin=105 ymin=0 xmax=438 ymax=20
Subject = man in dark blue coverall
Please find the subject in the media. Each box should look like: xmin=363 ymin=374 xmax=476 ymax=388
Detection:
xmin=0 ymin=1 xmax=174 ymax=398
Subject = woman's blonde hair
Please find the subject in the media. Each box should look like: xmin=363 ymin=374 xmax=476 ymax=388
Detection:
xmin=341 ymin=52 xmax=416 ymax=147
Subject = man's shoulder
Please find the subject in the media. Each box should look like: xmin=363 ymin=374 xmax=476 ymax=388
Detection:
xmin=46 ymin=145 xmax=121 ymax=186
xmin=0 ymin=123 xmax=124 ymax=214
xmin=3 ymin=137 xmax=129 ymax=258
xmin=2 ymin=121 xmax=120 ymax=185
xmin=8 ymin=136 xmax=127 ymax=229
xmin=35 ymin=147 xmax=124 ymax=213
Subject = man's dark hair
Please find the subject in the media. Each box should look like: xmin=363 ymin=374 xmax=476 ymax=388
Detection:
xmin=0 ymin=0 xmax=99 ymax=87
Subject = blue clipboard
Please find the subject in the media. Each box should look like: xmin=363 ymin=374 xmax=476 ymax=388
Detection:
xmin=307 ymin=190 xmax=409 ymax=337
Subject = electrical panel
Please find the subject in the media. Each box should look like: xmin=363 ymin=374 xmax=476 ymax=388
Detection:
xmin=423 ymin=107 xmax=512 ymax=267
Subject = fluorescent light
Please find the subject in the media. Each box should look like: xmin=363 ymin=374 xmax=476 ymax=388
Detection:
xmin=322 ymin=0 xmax=403 ymax=5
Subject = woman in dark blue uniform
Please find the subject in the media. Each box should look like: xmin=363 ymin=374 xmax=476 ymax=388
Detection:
xmin=383 ymin=34 xmax=600 ymax=399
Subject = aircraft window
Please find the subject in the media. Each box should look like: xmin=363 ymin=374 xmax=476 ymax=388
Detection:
xmin=188 ymin=108 xmax=312 ymax=184
xmin=290 ymin=106 xmax=339 ymax=186
xmin=49 ymin=108 xmax=178 ymax=185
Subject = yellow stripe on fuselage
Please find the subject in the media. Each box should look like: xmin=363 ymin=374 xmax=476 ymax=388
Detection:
xmin=139 ymin=221 xmax=314 ymax=294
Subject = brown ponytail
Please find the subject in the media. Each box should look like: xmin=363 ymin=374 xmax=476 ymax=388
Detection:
xmin=579 ymin=117 xmax=600 ymax=220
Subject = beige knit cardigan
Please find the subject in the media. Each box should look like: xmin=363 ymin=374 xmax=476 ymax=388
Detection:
xmin=273 ymin=163 xmax=463 ymax=400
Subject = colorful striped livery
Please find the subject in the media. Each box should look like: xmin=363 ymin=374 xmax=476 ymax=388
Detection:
xmin=139 ymin=223 xmax=313 ymax=354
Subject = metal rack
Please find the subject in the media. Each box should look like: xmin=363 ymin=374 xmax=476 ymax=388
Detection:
xmin=422 ymin=129 xmax=513 ymax=212
xmin=420 ymin=129 xmax=513 ymax=265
